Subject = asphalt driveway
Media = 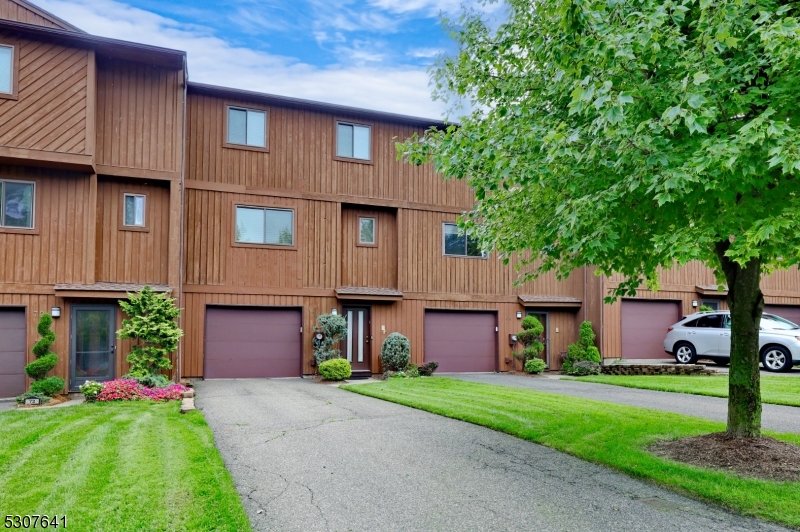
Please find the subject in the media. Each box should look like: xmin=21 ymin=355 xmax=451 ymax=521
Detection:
xmin=195 ymin=378 xmax=789 ymax=532
xmin=445 ymin=373 xmax=800 ymax=434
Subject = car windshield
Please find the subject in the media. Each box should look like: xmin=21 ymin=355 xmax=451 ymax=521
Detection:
xmin=761 ymin=314 xmax=800 ymax=330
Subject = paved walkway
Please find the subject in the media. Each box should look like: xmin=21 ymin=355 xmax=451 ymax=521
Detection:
xmin=196 ymin=379 xmax=789 ymax=532
xmin=444 ymin=373 xmax=800 ymax=434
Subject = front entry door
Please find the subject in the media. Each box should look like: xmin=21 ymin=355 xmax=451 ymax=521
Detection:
xmin=344 ymin=306 xmax=371 ymax=374
xmin=527 ymin=312 xmax=549 ymax=366
xmin=70 ymin=305 xmax=116 ymax=390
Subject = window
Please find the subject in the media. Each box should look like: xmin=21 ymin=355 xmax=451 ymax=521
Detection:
xmin=0 ymin=179 xmax=34 ymax=229
xmin=123 ymin=194 xmax=146 ymax=227
xmin=235 ymin=206 xmax=294 ymax=246
xmin=0 ymin=45 xmax=12 ymax=95
xmin=700 ymin=299 xmax=719 ymax=311
xmin=359 ymin=217 xmax=375 ymax=245
xmin=227 ymin=106 xmax=267 ymax=148
xmin=695 ymin=314 xmax=723 ymax=328
xmin=336 ymin=121 xmax=370 ymax=160
xmin=443 ymin=223 xmax=486 ymax=257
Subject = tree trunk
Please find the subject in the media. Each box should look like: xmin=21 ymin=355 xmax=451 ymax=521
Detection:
xmin=715 ymin=241 xmax=763 ymax=438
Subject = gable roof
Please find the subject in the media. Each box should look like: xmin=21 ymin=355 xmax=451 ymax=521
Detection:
xmin=0 ymin=0 xmax=83 ymax=33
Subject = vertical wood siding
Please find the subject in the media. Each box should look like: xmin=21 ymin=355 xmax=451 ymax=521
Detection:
xmin=0 ymin=33 xmax=88 ymax=153
xmin=340 ymin=207 xmax=397 ymax=288
xmin=95 ymin=57 xmax=182 ymax=172
xmin=95 ymin=178 xmax=170 ymax=284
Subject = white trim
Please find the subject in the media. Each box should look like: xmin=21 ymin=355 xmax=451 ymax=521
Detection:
xmin=0 ymin=44 xmax=13 ymax=96
xmin=346 ymin=310 xmax=353 ymax=362
xmin=357 ymin=310 xmax=364 ymax=363
xmin=122 ymin=193 xmax=146 ymax=227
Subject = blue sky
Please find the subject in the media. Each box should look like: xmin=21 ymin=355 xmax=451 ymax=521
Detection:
xmin=34 ymin=0 xmax=485 ymax=118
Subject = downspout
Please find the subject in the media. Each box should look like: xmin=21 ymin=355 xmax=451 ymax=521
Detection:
xmin=177 ymin=55 xmax=188 ymax=382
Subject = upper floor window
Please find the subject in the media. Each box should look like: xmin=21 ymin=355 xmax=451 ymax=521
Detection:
xmin=443 ymin=223 xmax=486 ymax=257
xmin=123 ymin=193 xmax=146 ymax=227
xmin=359 ymin=217 xmax=375 ymax=245
xmin=235 ymin=205 xmax=294 ymax=246
xmin=227 ymin=106 xmax=267 ymax=148
xmin=0 ymin=179 xmax=34 ymax=229
xmin=336 ymin=121 xmax=370 ymax=160
xmin=0 ymin=45 xmax=12 ymax=95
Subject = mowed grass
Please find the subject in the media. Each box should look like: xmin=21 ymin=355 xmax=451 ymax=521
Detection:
xmin=0 ymin=402 xmax=251 ymax=532
xmin=342 ymin=377 xmax=800 ymax=528
xmin=562 ymin=374 xmax=800 ymax=407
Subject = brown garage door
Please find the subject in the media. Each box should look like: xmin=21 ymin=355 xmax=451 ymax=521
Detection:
xmin=424 ymin=311 xmax=496 ymax=372
xmin=205 ymin=307 xmax=302 ymax=378
xmin=0 ymin=309 xmax=26 ymax=398
xmin=764 ymin=305 xmax=800 ymax=327
xmin=621 ymin=300 xmax=681 ymax=359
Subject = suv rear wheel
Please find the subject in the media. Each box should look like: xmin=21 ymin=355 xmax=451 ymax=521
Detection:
xmin=674 ymin=342 xmax=697 ymax=364
xmin=761 ymin=346 xmax=793 ymax=372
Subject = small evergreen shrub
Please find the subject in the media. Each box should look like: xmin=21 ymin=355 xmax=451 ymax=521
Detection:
xmin=117 ymin=286 xmax=183 ymax=377
xmin=562 ymin=321 xmax=601 ymax=373
xmin=312 ymin=313 xmax=348 ymax=364
xmin=127 ymin=373 xmax=172 ymax=388
xmin=30 ymin=377 xmax=65 ymax=397
xmin=318 ymin=358 xmax=352 ymax=381
xmin=15 ymin=391 xmax=51 ymax=404
xmin=417 ymin=361 xmax=439 ymax=376
xmin=568 ymin=361 xmax=602 ymax=376
xmin=381 ymin=333 xmax=411 ymax=371
xmin=514 ymin=315 xmax=544 ymax=369
xmin=524 ymin=358 xmax=547 ymax=374
xmin=404 ymin=363 xmax=420 ymax=378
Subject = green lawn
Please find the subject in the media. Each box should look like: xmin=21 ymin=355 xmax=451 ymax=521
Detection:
xmin=562 ymin=374 xmax=800 ymax=407
xmin=0 ymin=402 xmax=250 ymax=532
xmin=342 ymin=377 xmax=800 ymax=529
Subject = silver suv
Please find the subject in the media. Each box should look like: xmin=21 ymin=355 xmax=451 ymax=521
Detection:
xmin=663 ymin=311 xmax=800 ymax=372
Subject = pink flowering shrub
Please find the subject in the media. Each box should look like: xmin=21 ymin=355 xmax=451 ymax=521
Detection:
xmin=96 ymin=378 xmax=189 ymax=402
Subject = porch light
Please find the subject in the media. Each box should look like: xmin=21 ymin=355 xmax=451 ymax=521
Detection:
xmin=516 ymin=311 xmax=523 ymax=319
xmin=51 ymin=307 xmax=61 ymax=318
xmin=692 ymin=300 xmax=698 ymax=308
xmin=331 ymin=308 xmax=338 ymax=315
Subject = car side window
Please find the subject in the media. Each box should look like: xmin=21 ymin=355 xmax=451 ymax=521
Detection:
xmin=696 ymin=314 xmax=722 ymax=328
xmin=683 ymin=319 xmax=699 ymax=327
xmin=723 ymin=315 xmax=731 ymax=329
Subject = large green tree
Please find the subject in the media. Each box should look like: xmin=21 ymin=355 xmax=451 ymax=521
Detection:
xmin=400 ymin=0 xmax=800 ymax=437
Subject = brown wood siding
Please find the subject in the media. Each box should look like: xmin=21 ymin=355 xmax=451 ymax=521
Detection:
xmin=0 ymin=0 xmax=70 ymax=30
xmin=303 ymin=200 xmax=339 ymax=288
xmin=0 ymin=167 xmax=90 ymax=285
xmin=0 ymin=33 xmax=88 ymax=154
xmin=340 ymin=207 xmax=397 ymax=288
xmin=95 ymin=178 xmax=170 ymax=284
xmin=95 ymin=57 xmax=183 ymax=173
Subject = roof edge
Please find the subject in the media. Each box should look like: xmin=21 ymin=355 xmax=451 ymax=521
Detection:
xmin=188 ymin=81 xmax=449 ymax=129
xmin=12 ymin=0 xmax=85 ymax=33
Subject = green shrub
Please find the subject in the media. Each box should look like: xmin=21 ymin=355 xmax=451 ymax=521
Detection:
xmin=404 ymin=363 xmax=420 ymax=378
xmin=24 ymin=353 xmax=58 ymax=380
xmin=126 ymin=373 xmax=172 ymax=388
xmin=562 ymin=321 xmax=601 ymax=372
xmin=15 ymin=391 xmax=52 ymax=404
xmin=418 ymin=361 xmax=439 ymax=376
xmin=318 ymin=358 xmax=352 ymax=381
xmin=312 ymin=313 xmax=348 ymax=364
xmin=524 ymin=358 xmax=547 ymax=374
xmin=79 ymin=380 xmax=104 ymax=401
xmin=30 ymin=377 xmax=65 ymax=396
xmin=514 ymin=315 xmax=544 ymax=369
xmin=698 ymin=304 xmax=714 ymax=312
xmin=117 ymin=286 xmax=183 ymax=377
xmin=381 ymin=333 xmax=411 ymax=371
xmin=568 ymin=361 xmax=602 ymax=376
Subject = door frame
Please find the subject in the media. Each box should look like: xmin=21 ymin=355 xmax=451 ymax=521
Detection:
xmin=342 ymin=305 xmax=372 ymax=374
xmin=70 ymin=304 xmax=117 ymax=391
xmin=525 ymin=310 xmax=550 ymax=367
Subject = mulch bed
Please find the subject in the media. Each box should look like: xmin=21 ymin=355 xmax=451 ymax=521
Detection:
xmin=17 ymin=394 xmax=70 ymax=408
xmin=650 ymin=432 xmax=800 ymax=482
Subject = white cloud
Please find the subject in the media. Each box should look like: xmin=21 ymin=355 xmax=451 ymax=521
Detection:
xmin=35 ymin=0 xmax=447 ymax=118
xmin=408 ymin=47 xmax=443 ymax=58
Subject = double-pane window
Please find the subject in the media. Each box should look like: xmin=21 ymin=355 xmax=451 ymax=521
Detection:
xmin=227 ymin=106 xmax=267 ymax=148
xmin=0 ymin=45 xmax=12 ymax=94
xmin=123 ymin=194 xmax=146 ymax=227
xmin=336 ymin=122 xmax=370 ymax=160
xmin=236 ymin=206 xmax=294 ymax=246
xmin=0 ymin=179 xmax=34 ymax=229
xmin=359 ymin=217 xmax=375 ymax=244
xmin=443 ymin=223 xmax=485 ymax=257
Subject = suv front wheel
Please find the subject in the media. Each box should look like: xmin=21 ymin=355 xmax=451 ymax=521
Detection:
xmin=761 ymin=346 xmax=793 ymax=372
xmin=674 ymin=342 xmax=697 ymax=364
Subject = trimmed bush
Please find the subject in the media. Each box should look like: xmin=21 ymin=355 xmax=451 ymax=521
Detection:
xmin=30 ymin=377 xmax=66 ymax=396
xmin=15 ymin=391 xmax=51 ymax=404
xmin=569 ymin=361 xmax=601 ymax=376
xmin=79 ymin=381 xmax=104 ymax=401
xmin=381 ymin=333 xmax=411 ymax=371
xmin=418 ymin=361 xmax=439 ymax=376
xmin=312 ymin=313 xmax=348 ymax=364
xmin=514 ymin=315 xmax=544 ymax=370
xmin=24 ymin=353 xmax=58 ymax=380
xmin=524 ymin=358 xmax=547 ymax=374
xmin=128 ymin=373 xmax=172 ymax=388
xmin=318 ymin=358 xmax=352 ymax=381
xmin=562 ymin=321 xmax=601 ymax=373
